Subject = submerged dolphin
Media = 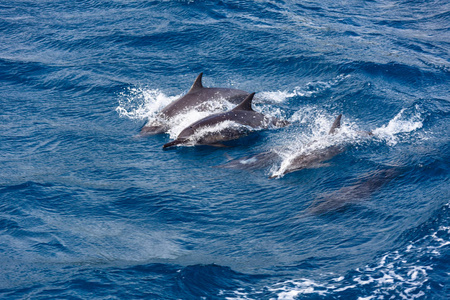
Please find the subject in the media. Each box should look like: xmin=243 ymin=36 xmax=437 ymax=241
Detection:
xmin=270 ymin=114 xmax=345 ymax=178
xmin=140 ymin=73 xmax=250 ymax=135
xmin=163 ymin=93 xmax=289 ymax=148
xmin=217 ymin=150 xmax=282 ymax=170
xmin=307 ymin=167 xmax=401 ymax=215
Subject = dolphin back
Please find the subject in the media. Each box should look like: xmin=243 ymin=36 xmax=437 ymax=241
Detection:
xmin=232 ymin=92 xmax=255 ymax=112
xmin=189 ymin=72 xmax=204 ymax=92
xmin=328 ymin=114 xmax=342 ymax=135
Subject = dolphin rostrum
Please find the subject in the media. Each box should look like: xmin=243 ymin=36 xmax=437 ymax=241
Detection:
xmin=140 ymin=73 xmax=250 ymax=135
xmin=163 ymin=93 xmax=289 ymax=148
xmin=270 ymin=114 xmax=345 ymax=178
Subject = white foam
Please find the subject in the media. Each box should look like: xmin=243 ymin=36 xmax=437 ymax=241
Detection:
xmin=224 ymin=206 xmax=449 ymax=300
xmin=240 ymin=157 xmax=258 ymax=165
xmin=259 ymin=75 xmax=350 ymax=103
xmin=267 ymin=279 xmax=330 ymax=300
xmin=268 ymin=103 xmax=427 ymax=177
xmin=116 ymin=87 xmax=179 ymax=121
xmin=166 ymin=101 xmax=235 ymax=139
xmin=372 ymin=105 xmax=423 ymax=146
xmin=175 ymin=120 xmax=253 ymax=146
xmin=259 ymin=90 xmax=299 ymax=103
xmin=269 ymin=111 xmax=365 ymax=178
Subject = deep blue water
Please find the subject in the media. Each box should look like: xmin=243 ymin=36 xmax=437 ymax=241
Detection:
xmin=1 ymin=0 xmax=449 ymax=299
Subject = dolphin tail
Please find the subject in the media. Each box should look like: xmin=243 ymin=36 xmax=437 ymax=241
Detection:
xmin=328 ymin=114 xmax=342 ymax=135
xmin=163 ymin=139 xmax=185 ymax=149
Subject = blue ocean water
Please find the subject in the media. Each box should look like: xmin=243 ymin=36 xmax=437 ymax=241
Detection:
xmin=1 ymin=0 xmax=449 ymax=299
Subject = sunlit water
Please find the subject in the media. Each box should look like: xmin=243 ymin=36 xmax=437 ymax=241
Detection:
xmin=1 ymin=1 xmax=449 ymax=299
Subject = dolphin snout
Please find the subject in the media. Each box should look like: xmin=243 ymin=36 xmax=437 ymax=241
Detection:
xmin=163 ymin=139 xmax=186 ymax=149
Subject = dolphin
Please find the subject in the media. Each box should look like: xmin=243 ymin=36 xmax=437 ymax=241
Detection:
xmin=163 ymin=93 xmax=289 ymax=148
xmin=216 ymin=115 xmax=345 ymax=171
xmin=140 ymin=73 xmax=250 ymax=135
xmin=216 ymin=150 xmax=283 ymax=170
xmin=307 ymin=167 xmax=401 ymax=215
xmin=269 ymin=114 xmax=345 ymax=178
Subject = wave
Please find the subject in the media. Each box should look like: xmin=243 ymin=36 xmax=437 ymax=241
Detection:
xmin=258 ymin=74 xmax=351 ymax=103
xmin=224 ymin=203 xmax=450 ymax=299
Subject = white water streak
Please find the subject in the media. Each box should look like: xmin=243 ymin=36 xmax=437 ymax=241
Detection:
xmin=372 ymin=105 xmax=424 ymax=146
xmin=116 ymin=87 xmax=179 ymax=120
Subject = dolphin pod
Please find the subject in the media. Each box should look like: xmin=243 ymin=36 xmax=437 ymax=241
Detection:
xmin=136 ymin=73 xmax=396 ymax=212
xmin=139 ymin=73 xmax=382 ymax=182
xmin=140 ymin=73 xmax=250 ymax=135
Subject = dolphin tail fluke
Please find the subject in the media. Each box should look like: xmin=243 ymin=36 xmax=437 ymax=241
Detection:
xmin=163 ymin=139 xmax=185 ymax=149
xmin=189 ymin=73 xmax=204 ymax=92
xmin=328 ymin=114 xmax=342 ymax=135
xmin=232 ymin=92 xmax=256 ymax=112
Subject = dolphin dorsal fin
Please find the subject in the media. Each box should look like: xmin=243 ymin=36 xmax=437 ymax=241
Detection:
xmin=189 ymin=73 xmax=204 ymax=92
xmin=328 ymin=114 xmax=342 ymax=134
xmin=232 ymin=92 xmax=255 ymax=112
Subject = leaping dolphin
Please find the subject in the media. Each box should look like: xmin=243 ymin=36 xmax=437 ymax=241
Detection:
xmin=140 ymin=73 xmax=250 ymax=135
xmin=163 ymin=93 xmax=289 ymax=148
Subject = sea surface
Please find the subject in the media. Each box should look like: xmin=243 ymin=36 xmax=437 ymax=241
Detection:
xmin=1 ymin=1 xmax=449 ymax=299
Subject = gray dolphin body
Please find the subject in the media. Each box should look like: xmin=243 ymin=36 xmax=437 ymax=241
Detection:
xmin=217 ymin=150 xmax=282 ymax=170
xmin=140 ymin=73 xmax=250 ymax=135
xmin=307 ymin=167 xmax=401 ymax=215
xmin=270 ymin=114 xmax=345 ymax=178
xmin=217 ymin=115 xmax=345 ymax=172
xmin=272 ymin=145 xmax=345 ymax=178
xmin=163 ymin=93 xmax=289 ymax=148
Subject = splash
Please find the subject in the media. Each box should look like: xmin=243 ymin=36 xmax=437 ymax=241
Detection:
xmin=167 ymin=101 xmax=236 ymax=139
xmin=372 ymin=105 xmax=423 ymax=146
xmin=268 ymin=104 xmax=425 ymax=178
xmin=259 ymin=74 xmax=350 ymax=103
xmin=117 ymin=86 xmax=289 ymax=138
xmin=116 ymin=87 xmax=180 ymax=120
xmin=172 ymin=120 xmax=253 ymax=146
xmin=269 ymin=112 xmax=365 ymax=178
